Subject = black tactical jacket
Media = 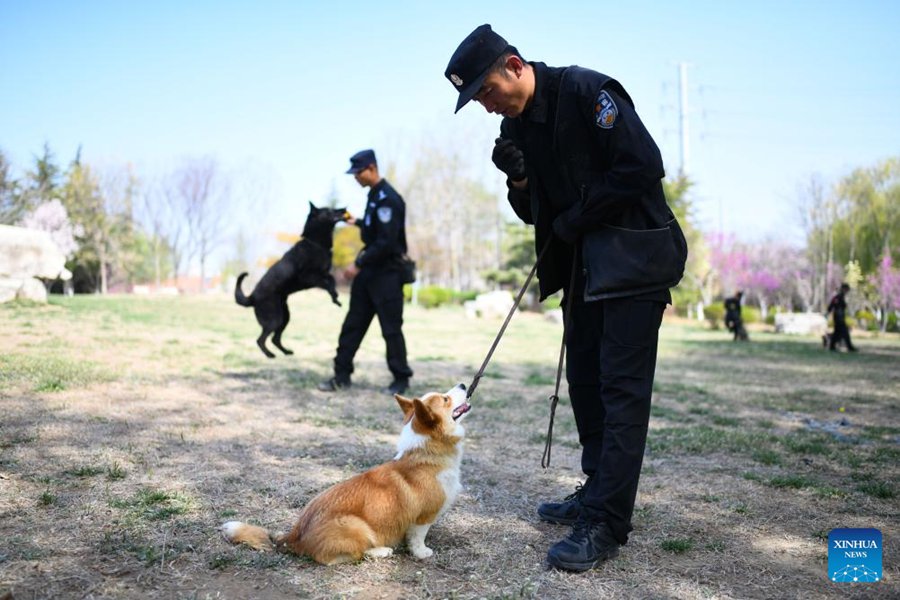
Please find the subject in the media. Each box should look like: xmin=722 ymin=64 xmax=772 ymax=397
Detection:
xmin=501 ymin=62 xmax=677 ymax=300
xmin=355 ymin=179 xmax=408 ymax=270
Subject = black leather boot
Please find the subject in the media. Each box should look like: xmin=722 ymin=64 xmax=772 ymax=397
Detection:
xmin=317 ymin=376 xmax=351 ymax=392
xmin=546 ymin=519 xmax=620 ymax=572
xmin=537 ymin=476 xmax=592 ymax=525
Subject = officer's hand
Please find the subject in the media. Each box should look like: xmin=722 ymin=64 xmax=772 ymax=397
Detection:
xmin=345 ymin=264 xmax=359 ymax=280
xmin=552 ymin=213 xmax=578 ymax=244
xmin=492 ymin=138 xmax=526 ymax=182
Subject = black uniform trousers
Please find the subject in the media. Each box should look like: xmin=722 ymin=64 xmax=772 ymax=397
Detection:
xmin=829 ymin=318 xmax=855 ymax=351
xmin=726 ymin=314 xmax=748 ymax=341
xmin=334 ymin=267 xmax=413 ymax=382
xmin=562 ymin=272 xmax=665 ymax=545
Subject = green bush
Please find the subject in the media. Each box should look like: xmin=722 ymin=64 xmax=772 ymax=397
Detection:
xmin=704 ymin=303 xmax=725 ymax=329
xmin=452 ymin=290 xmax=478 ymax=303
xmin=855 ymin=309 xmax=877 ymax=331
xmin=765 ymin=306 xmax=778 ymax=326
xmin=887 ymin=312 xmax=898 ymax=333
xmin=742 ymin=306 xmax=761 ymax=325
xmin=417 ymin=286 xmax=454 ymax=309
xmin=542 ymin=294 xmax=562 ymax=311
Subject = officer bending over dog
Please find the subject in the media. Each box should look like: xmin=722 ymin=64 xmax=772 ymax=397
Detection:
xmin=445 ymin=25 xmax=686 ymax=572
xmin=318 ymin=149 xmax=414 ymax=395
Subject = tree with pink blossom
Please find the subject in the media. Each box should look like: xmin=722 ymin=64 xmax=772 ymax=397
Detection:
xmin=19 ymin=199 xmax=82 ymax=259
xmin=868 ymin=251 xmax=900 ymax=331
xmin=705 ymin=231 xmax=751 ymax=298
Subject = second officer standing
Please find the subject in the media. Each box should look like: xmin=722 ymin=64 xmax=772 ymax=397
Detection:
xmin=319 ymin=149 xmax=414 ymax=395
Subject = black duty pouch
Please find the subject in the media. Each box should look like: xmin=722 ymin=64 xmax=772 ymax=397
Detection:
xmin=582 ymin=217 xmax=687 ymax=301
xmin=394 ymin=254 xmax=417 ymax=284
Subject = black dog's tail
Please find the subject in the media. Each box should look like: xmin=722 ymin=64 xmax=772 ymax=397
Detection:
xmin=234 ymin=273 xmax=254 ymax=307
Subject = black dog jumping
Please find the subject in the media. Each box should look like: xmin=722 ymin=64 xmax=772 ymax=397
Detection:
xmin=235 ymin=203 xmax=349 ymax=358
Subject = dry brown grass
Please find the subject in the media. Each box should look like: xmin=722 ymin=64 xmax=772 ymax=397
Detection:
xmin=1 ymin=293 xmax=897 ymax=599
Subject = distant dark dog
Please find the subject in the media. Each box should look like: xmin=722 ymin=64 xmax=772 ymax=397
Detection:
xmin=235 ymin=203 xmax=349 ymax=358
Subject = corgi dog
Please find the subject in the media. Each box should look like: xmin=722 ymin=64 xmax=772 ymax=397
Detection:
xmin=221 ymin=383 xmax=471 ymax=565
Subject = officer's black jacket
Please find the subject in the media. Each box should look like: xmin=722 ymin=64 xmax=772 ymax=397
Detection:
xmin=355 ymin=179 xmax=408 ymax=270
xmin=724 ymin=297 xmax=742 ymax=320
xmin=501 ymin=62 xmax=675 ymax=301
xmin=827 ymin=293 xmax=847 ymax=320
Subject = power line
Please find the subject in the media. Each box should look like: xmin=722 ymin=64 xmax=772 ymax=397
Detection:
xmin=678 ymin=62 xmax=691 ymax=177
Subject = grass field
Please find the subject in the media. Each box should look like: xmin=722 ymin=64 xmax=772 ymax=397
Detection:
xmin=1 ymin=292 xmax=897 ymax=599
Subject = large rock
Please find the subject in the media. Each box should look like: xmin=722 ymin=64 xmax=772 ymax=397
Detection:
xmin=0 ymin=224 xmax=70 ymax=303
xmin=464 ymin=290 xmax=516 ymax=319
xmin=774 ymin=312 xmax=828 ymax=335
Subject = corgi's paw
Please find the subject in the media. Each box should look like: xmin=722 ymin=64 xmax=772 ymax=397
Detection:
xmin=364 ymin=546 xmax=394 ymax=559
xmin=410 ymin=546 xmax=433 ymax=560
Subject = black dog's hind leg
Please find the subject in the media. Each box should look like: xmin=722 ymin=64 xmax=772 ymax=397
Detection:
xmin=254 ymin=303 xmax=279 ymax=359
xmin=257 ymin=330 xmax=277 ymax=358
xmin=271 ymin=299 xmax=293 ymax=356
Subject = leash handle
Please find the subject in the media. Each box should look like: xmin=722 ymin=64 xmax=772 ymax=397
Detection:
xmin=541 ymin=394 xmax=560 ymax=468
xmin=467 ymin=238 xmax=553 ymax=399
xmin=541 ymin=248 xmax=579 ymax=468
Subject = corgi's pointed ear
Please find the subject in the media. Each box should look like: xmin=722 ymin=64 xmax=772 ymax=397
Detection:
xmin=395 ymin=394 xmax=414 ymax=419
xmin=413 ymin=398 xmax=438 ymax=428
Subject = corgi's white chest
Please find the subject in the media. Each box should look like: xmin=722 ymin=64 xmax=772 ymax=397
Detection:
xmin=436 ymin=446 xmax=464 ymax=517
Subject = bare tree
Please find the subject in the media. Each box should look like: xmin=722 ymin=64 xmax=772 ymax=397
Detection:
xmin=163 ymin=157 xmax=233 ymax=291
xmin=797 ymin=174 xmax=836 ymax=310
xmin=398 ymin=141 xmax=499 ymax=289
xmin=135 ymin=177 xmax=170 ymax=288
xmin=96 ymin=164 xmax=141 ymax=292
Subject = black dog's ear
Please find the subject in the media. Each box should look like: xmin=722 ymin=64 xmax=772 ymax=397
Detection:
xmin=308 ymin=200 xmax=318 ymax=212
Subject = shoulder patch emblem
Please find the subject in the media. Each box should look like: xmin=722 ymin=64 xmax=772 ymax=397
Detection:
xmin=377 ymin=206 xmax=392 ymax=223
xmin=594 ymin=90 xmax=618 ymax=129
xmin=378 ymin=189 xmax=387 ymax=200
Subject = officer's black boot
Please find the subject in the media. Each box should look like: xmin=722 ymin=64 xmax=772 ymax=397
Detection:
xmin=317 ymin=376 xmax=351 ymax=392
xmin=537 ymin=476 xmax=592 ymax=525
xmin=546 ymin=519 xmax=620 ymax=572
xmin=384 ymin=379 xmax=409 ymax=395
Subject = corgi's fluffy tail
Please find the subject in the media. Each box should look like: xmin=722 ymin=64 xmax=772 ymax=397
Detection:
xmin=221 ymin=521 xmax=274 ymax=551
xmin=234 ymin=273 xmax=254 ymax=307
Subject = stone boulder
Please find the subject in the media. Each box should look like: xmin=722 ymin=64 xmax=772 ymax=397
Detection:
xmin=774 ymin=312 xmax=828 ymax=335
xmin=0 ymin=224 xmax=71 ymax=303
xmin=464 ymin=290 xmax=515 ymax=319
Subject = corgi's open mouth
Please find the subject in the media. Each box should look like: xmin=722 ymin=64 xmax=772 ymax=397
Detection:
xmin=452 ymin=402 xmax=471 ymax=420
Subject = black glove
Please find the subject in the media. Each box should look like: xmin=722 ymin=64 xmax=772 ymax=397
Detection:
xmin=491 ymin=137 xmax=526 ymax=182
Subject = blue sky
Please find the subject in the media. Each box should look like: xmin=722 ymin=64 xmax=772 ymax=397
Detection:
xmin=2 ymin=1 xmax=899 ymax=263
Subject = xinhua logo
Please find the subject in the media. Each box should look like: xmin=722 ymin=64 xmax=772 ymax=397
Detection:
xmin=828 ymin=528 xmax=882 ymax=583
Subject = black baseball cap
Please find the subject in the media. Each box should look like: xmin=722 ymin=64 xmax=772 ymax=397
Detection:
xmin=346 ymin=149 xmax=376 ymax=174
xmin=445 ymin=24 xmax=514 ymax=113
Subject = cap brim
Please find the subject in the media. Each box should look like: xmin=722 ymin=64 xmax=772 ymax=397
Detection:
xmin=346 ymin=167 xmax=362 ymax=174
xmin=454 ymin=70 xmax=489 ymax=113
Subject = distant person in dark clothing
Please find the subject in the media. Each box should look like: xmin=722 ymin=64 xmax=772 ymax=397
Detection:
xmin=724 ymin=291 xmax=749 ymax=341
xmin=825 ymin=283 xmax=857 ymax=352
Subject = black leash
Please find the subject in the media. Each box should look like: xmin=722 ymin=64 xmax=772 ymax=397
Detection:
xmin=467 ymin=238 xmax=552 ymax=400
xmin=541 ymin=250 xmax=578 ymax=468
xmin=464 ymin=237 xmax=578 ymax=469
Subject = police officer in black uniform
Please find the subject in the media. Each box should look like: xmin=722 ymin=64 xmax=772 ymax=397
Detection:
xmin=825 ymin=283 xmax=857 ymax=352
xmin=318 ymin=149 xmax=414 ymax=394
xmin=724 ymin=290 xmax=749 ymax=341
xmin=445 ymin=25 xmax=685 ymax=572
